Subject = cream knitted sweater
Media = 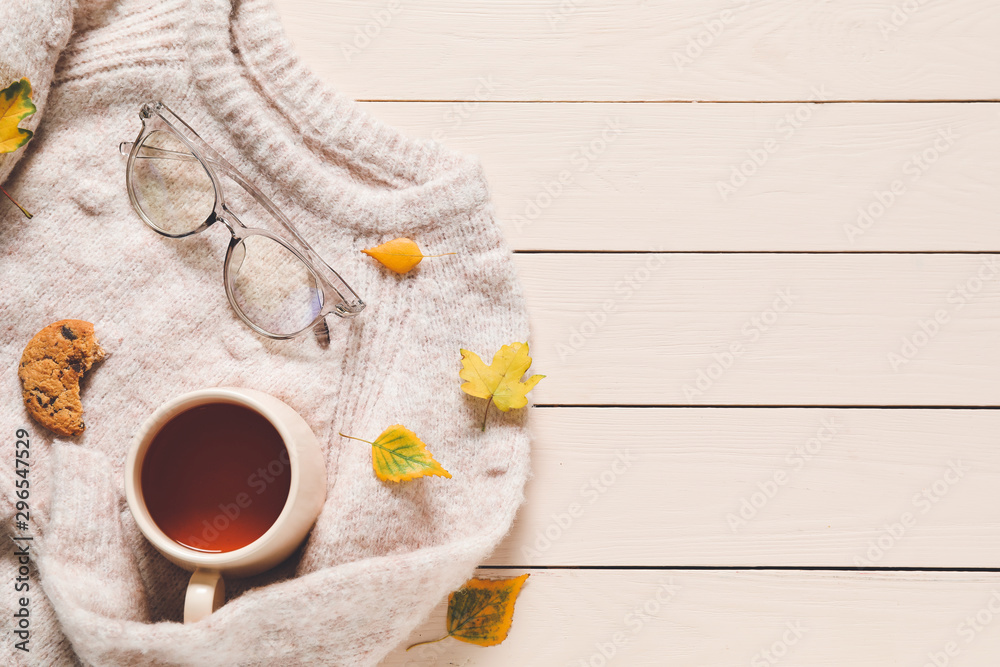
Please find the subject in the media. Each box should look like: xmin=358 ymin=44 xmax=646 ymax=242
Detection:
xmin=0 ymin=0 xmax=530 ymax=664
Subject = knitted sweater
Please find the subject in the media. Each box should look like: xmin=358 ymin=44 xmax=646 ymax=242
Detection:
xmin=0 ymin=0 xmax=530 ymax=664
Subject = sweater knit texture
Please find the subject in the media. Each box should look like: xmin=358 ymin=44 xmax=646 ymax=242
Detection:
xmin=0 ymin=0 xmax=531 ymax=664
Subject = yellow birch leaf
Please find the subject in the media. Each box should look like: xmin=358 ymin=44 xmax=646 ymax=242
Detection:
xmin=408 ymin=574 xmax=530 ymax=650
xmin=0 ymin=78 xmax=36 ymax=218
xmin=340 ymin=424 xmax=451 ymax=482
xmin=361 ymin=237 xmax=454 ymax=274
xmin=460 ymin=342 xmax=545 ymax=430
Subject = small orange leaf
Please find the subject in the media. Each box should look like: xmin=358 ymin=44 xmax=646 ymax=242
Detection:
xmin=361 ymin=237 xmax=454 ymax=274
xmin=340 ymin=425 xmax=451 ymax=482
xmin=408 ymin=574 xmax=530 ymax=651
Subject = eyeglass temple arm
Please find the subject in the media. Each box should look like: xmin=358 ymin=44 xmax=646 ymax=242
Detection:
xmin=119 ymin=141 xmax=364 ymax=318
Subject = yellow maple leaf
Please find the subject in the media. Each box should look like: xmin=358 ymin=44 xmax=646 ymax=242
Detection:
xmin=460 ymin=342 xmax=545 ymax=430
xmin=361 ymin=237 xmax=454 ymax=274
xmin=408 ymin=574 xmax=530 ymax=650
xmin=340 ymin=424 xmax=451 ymax=482
xmin=0 ymin=78 xmax=36 ymax=218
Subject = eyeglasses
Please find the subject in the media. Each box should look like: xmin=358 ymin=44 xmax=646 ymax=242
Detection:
xmin=120 ymin=102 xmax=365 ymax=340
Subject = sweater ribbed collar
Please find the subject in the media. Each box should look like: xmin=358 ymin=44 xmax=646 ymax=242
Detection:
xmin=176 ymin=0 xmax=488 ymax=235
xmin=55 ymin=0 xmax=488 ymax=234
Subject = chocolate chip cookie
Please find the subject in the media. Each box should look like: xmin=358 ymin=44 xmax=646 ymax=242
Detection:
xmin=18 ymin=320 xmax=106 ymax=436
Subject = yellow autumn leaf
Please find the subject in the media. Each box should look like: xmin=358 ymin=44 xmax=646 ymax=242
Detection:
xmin=361 ymin=237 xmax=454 ymax=274
xmin=408 ymin=574 xmax=530 ymax=650
xmin=0 ymin=78 xmax=36 ymax=218
xmin=460 ymin=342 xmax=545 ymax=430
xmin=340 ymin=424 xmax=451 ymax=482
xmin=0 ymin=79 xmax=35 ymax=154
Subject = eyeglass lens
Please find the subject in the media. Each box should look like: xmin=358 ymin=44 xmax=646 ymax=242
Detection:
xmin=229 ymin=235 xmax=324 ymax=336
xmin=132 ymin=131 xmax=215 ymax=236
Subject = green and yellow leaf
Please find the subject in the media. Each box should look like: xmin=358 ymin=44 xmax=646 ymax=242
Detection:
xmin=460 ymin=342 xmax=544 ymax=429
xmin=340 ymin=425 xmax=451 ymax=482
xmin=408 ymin=574 xmax=530 ymax=650
xmin=0 ymin=78 xmax=36 ymax=154
xmin=0 ymin=78 xmax=36 ymax=218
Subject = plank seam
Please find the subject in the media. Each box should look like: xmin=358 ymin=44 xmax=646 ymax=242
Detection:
xmin=480 ymin=565 xmax=1000 ymax=572
xmin=360 ymin=99 xmax=1000 ymax=104
xmin=532 ymin=405 xmax=1000 ymax=409
xmin=514 ymin=251 xmax=1000 ymax=255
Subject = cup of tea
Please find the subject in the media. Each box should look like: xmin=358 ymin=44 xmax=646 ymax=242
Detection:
xmin=124 ymin=387 xmax=327 ymax=623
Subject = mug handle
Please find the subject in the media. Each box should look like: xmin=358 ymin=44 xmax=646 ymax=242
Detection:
xmin=184 ymin=569 xmax=225 ymax=623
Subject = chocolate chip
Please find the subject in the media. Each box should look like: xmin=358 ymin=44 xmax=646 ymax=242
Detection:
xmin=32 ymin=390 xmax=56 ymax=408
xmin=61 ymin=325 xmax=78 ymax=341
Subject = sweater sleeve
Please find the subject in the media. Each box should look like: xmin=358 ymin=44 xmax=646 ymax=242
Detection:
xmin=0 ymin=0 xmax=78 ymax=186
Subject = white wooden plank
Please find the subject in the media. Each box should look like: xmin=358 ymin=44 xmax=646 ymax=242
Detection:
xmin=487 ymin=408 xmax=1000 ymax=567
xmin=273 ymin=0 xmax=1000 ymax=101
xmin=361 ymin=101 xmax=1000 ymax=251
xmin=515 ymin=253 xmax=1000 ymax=405
xmin=382 ymin=569 xmax=1000 ymax=665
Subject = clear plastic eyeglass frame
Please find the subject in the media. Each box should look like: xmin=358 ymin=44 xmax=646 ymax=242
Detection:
xmin=121 ymin=101 xmax=365 ymax=340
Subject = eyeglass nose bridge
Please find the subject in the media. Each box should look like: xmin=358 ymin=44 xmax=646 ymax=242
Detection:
xmin=217 ymin=208 xmax=251 ymax=276
xmin=217 ymin=205 xmax=249 ymax=238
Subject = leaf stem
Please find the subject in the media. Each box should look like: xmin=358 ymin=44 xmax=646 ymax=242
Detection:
xmin=338 ymin=432 xmax=374 ymax=445
xmin=0 ymin=185 xmax=31 ymax=219
xmin=406 ymin=634 xmax=450 ymax=651
xmin=367 ymin=252 xmax=457 ymax=258
xmin=481 ymin=400 xmax=491 ymax=432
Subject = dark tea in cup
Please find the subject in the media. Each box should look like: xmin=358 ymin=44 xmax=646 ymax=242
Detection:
xmin=140 ymin=402 xmax=292 ymax=553
xmin=127 ymin=387 xmax=327 ymax=622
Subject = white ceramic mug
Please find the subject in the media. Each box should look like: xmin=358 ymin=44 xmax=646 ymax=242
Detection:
xmin=124 ymin=387 xmax=327 ymax=623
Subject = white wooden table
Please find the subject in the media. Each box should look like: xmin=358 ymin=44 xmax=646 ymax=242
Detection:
xmin=272 ymin=1 xmax=1000 ymax=663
